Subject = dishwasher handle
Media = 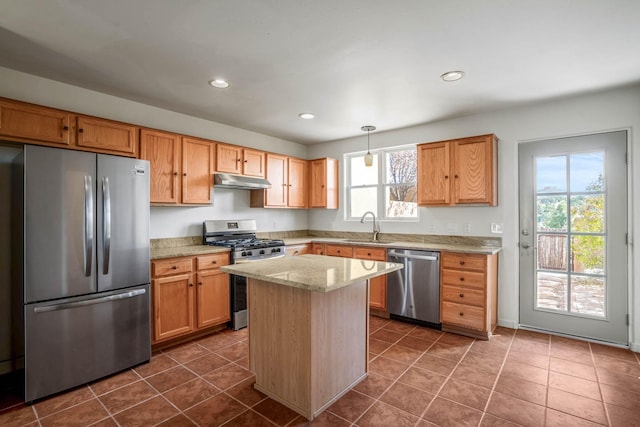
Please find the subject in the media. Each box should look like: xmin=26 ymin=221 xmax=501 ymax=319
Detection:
xmin=387 ymin=250 xmax=438 ymax=261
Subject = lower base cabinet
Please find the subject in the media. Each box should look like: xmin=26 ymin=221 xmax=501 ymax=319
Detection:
xmin=440 ymin=251 xmax=498 ymax=339
xmin=151 ymin=253 xmax=230 ymax=344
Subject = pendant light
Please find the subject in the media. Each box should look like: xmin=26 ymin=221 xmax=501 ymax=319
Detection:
xmin=361 ymin=125 xmax=376 ymax=167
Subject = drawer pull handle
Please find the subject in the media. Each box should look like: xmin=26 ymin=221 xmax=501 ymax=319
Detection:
xmin=198 ymin=282 xmax=203 ymax=286
xmin=171 ymin=266 xmax=177 ymax=270
xmin=211 ymin=261 xmax=217 ymax=264
xmin=460 ymin=261 xmax=465 ymax=265
xmin=459 ymin=312 xmax=464 ymax=316
xmin=459 ymin=293 xmax=464 ymax=297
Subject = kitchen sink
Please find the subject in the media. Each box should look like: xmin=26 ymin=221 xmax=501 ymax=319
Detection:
xmin=344 ymin=239 xmax=397 ymax=245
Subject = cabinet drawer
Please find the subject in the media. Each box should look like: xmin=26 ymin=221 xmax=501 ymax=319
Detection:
xmin=285 ymin=244 xmax=309 ymax=257
xmin=442 ymin=301 xmax=485 ymax=330
xmin=441 ymin=285 xmax=484 ymax=307
xmin=326 ymin=244 xmax=354 ymax=258
xmin=442 ymin=253 xmax=485 ymax=272
xmin=196 ymin=253 xmax=229 ymax=270
xmin=152 ymin=258 xmax=193 ymax=277
xmin=441 ymin=269 xmax=485 ymax=289
xmin=353 ymin=247 xmax=386 ymax=261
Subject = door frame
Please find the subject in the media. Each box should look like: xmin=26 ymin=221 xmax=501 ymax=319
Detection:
xmin=516 ymin=127 xmax=633 ymax=346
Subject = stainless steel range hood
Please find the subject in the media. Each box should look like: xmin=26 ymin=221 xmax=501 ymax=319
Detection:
xmin=213 ymin=173 xmax=271 ymax=190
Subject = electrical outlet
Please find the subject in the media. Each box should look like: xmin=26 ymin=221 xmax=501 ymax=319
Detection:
xmin=463 ymin=223 xmax=471 ymax=234
xmin=446 ymin=223 xmax=458 ymax=233
xmin=491 ymin=223 xmax=503 ymax=234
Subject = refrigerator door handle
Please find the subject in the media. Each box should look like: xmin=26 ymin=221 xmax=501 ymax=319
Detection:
xmin=102 ymin=176 xmax=111 ymax=275
xmin=33 ymin=288 xmax=147 ymax=313
xmin=84 ymin=175 xmax=94 ymax=277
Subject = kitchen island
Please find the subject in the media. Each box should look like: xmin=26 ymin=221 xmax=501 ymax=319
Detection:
xmin=221 ymin=254 xmax=402 ymax=420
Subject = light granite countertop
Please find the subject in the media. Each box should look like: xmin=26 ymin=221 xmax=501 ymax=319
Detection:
xmin=221 ymin=254 xmax=403 ymax=292
xmin=283 ymin=237 xmax=502 ymax=255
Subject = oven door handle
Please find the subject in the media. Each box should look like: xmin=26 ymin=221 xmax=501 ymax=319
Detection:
xmin=234 ymin=254 xmax=286 ymax=264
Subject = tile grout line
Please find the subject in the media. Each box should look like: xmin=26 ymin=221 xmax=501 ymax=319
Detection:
xmin=589 ymin=341 xmax=613 ymax=427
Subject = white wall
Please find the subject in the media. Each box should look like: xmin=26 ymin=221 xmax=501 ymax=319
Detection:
xmin=308 ymin=84 xmax=640 ymax=350
xmin=0 ymin=67 xmax=309 ymax=237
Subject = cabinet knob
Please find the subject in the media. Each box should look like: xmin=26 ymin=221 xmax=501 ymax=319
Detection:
xmin=282 ymin=183 xmax=287 ymax=187
xmin=189 ymin=283 xmax=194 ymax=287
xmin=63 ymin=125 xmax=69 ymax=131
xmin=460 ymin=277 xmax=464 ymax=282
xmin=454 ymin=175 xmax=459 ymax=178
xmin=459 ymin=293 xmax=464 ymax=298
xmin=183 ymin=173 xmax=187 ymax=176
xmin=460 ymin=261 xmax=465 ymax=265
xmin=459 ymin=312 xmax=464 ymax=316
xmin=174 ymin=172 xmax=178 ymax=176
xmin=244 ymin=159 xmax=248 ymax=162
xmin=444 ymin=175 xmax=449 ymax=179
xmin=367 ymin=253 xmax=371 ymax=256
xmin=198 ymin=282 xmax=203 ymax=286
xmin=211 ymin=261 xmax=217 ymax=264
xmin=293 ymin=251 xmax=299 ymax=255
xmin=289 ymin=184 xmax=292 ymax=187
xmin=78 ymin=128 xmax=84 ymax=133
xmin=171 ymin=266 xmax=177 ymax=269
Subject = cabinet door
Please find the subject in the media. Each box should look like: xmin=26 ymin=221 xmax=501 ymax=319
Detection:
xmin=453 ymin=135 xmax=496 ymax=205
xmin=0 ymin=99 xmax=74 ymax=146
xmin=288 ymin=157 xmax=308 ymax=208
xmin=216 ymin=143 xmax=242 ymax=174
xmin=153 ymin=274 xmax=195 ymax=342
xmin=196 ymin=270 xmax=230 ymax=329
xmin=310 ymin=243 xmax=326 ymax=255
xmin=309 ymin=159 xmax=327 ymax=208
xmin=182 ymin=137 xmax=213 ymax=204
xmin=76 ymin=116 xmax=138 ymax=156
xmin=140 ymin=129 xmax=181 ymax=204
xmin=242 ymin=148 xmax=266 ymax=177
xmin=417 ymin=142 xmax=450 ymax=206
xmin=265 ymin=153 xmax=287 ymax=207
xmin=369 ymin=276 xmax=387 ymax=310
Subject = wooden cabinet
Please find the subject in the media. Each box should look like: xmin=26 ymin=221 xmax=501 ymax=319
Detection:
xmin=325 ymin=244 xmax=353 ymax=258
xmin=310 ymin=243 xmax=326 ymax=255
xmin=309 ymin=158 xmax=338 ymax=209
xmin=250 ymin=154 xmax=308 ymax=208
xmin=285 ymin=244 xmax=309 ymax=257
xmin=354 ymin=247 xmax=387 ymax=310
xmin=182 ymin=137 xmax=214 ymax=204
xmin=440 ymin=251 xmax=498 ymax=339
xmin=417 ymin=134 xmax=498 ymax=206
xmin=195 ymin=254 xmax=230 ymax=329
xmin=140 ymin=130 xmax=214 ymax=205
xmin=0 ymin=98 xmax=74 ymax=146
xmin=151 ymin=257 xmax=195 ymax=342
xmin=76 ymin=115 xmax=138 ymax=157
xmin=216 ymin=143 xmax=265 ymax=177
xmin=151 ymin=252 xmax=230 ymax=344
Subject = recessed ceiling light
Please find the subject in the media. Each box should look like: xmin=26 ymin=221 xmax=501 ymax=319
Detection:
xmin=208 ymin=79 xmax=230 ymax=88
xmin=298 ymin=112 xmax=315 ymax=119
xmin=440 ymin=71 xmax=465 ymax=82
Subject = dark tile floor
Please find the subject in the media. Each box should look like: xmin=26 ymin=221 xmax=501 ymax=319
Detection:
xmin=1 ymin=317 xmax=639 ymax=426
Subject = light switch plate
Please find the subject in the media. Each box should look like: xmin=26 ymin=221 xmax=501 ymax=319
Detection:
xmin=446 ymin=223 xmax=458 ymax=233
xmin=491 ymin=223 xmax=503 ymax=234
xmin=463 ymin=223 xmax=471 ymax=233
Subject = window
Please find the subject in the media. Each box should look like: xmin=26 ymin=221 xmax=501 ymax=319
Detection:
xmin=346 ymin=146 xmax=418 ymax=220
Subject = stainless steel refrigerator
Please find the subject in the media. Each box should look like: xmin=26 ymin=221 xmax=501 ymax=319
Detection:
xmin=22 ymin=145 xmax=151 ymax=402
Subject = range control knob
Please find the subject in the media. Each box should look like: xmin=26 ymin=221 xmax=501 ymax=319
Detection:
xmin=259 ymin=249 xmax=265 ymax=255
xmin=241 ymin=251 xmax=247 ymax=257
xmin=246 ymin=251 xmax=253 ymax=256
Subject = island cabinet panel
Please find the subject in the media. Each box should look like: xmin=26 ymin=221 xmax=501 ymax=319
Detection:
xmin=0 ymin=98 xmax=74 ymax=146
xmin=285 ymin=244 xmax=309 ymax=257
xmin=354 ymin=247 xmax=387 ymax=311
xmin=249 ymin=278 xmax=368 ymax=420
xmin=418 ymin=134 xmax=498 ymax=206
xmin=440 ymin=251 xmax=498 ymax=340
xmin=76 ymin=115 xmax=138 ymax=157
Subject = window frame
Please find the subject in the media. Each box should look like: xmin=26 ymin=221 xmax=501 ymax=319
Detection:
xmin=345 ymin=144 xmax=419 ymax=222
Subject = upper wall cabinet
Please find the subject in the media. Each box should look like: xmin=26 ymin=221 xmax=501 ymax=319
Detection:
xmin=0 ymin=98 xmax=74 ymax=147
xmin=140 ymin=130 xmax=214 ymax=205
xmin=309 ymin=158 xmax=339 ymax=209
xmin=250 ymin=154 xmax=308 ymax=209
xmin=76 ymin=115 xmax=138 ymax=157
xmin=417 ymin=134 xmax=498 ymax=206
xmin=216 ymin=143 xmax=265 ymax=177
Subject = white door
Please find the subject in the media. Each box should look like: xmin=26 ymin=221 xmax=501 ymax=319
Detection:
xmin=518 ymin=131 xmax=628 ymax=345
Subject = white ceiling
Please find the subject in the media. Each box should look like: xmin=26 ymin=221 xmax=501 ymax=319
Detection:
xmin=1 ymin=1 xmax=639 ymax=144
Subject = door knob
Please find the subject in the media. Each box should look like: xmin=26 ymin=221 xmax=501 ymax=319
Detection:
xmin=521 ymin=242 xmax=531 ymax=249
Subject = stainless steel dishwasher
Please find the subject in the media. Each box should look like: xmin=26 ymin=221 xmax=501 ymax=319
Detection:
xmin=386 ymin=249 xmax=440 ymax=327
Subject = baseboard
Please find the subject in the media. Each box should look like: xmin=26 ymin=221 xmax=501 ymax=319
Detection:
xmin=630 ymin=342 xmax=640 ymax=353
xmin=497 ymin=318 xmax=518 ymax=329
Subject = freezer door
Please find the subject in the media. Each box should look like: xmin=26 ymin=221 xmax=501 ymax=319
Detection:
xmin=25 ymin=146 xmax=97 ymax=303
xmin=24 ymin=285 xmax=151 ymax=401
xmin=97 ymin=155 xmax=150 ymax=292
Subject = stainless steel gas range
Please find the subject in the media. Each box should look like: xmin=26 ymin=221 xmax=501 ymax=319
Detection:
xmin=203 ymin=219 xmax=285 ymax=330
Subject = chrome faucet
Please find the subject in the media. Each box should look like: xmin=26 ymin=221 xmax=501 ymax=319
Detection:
xmin=360 ymin=211 xmax=380 ymax=241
